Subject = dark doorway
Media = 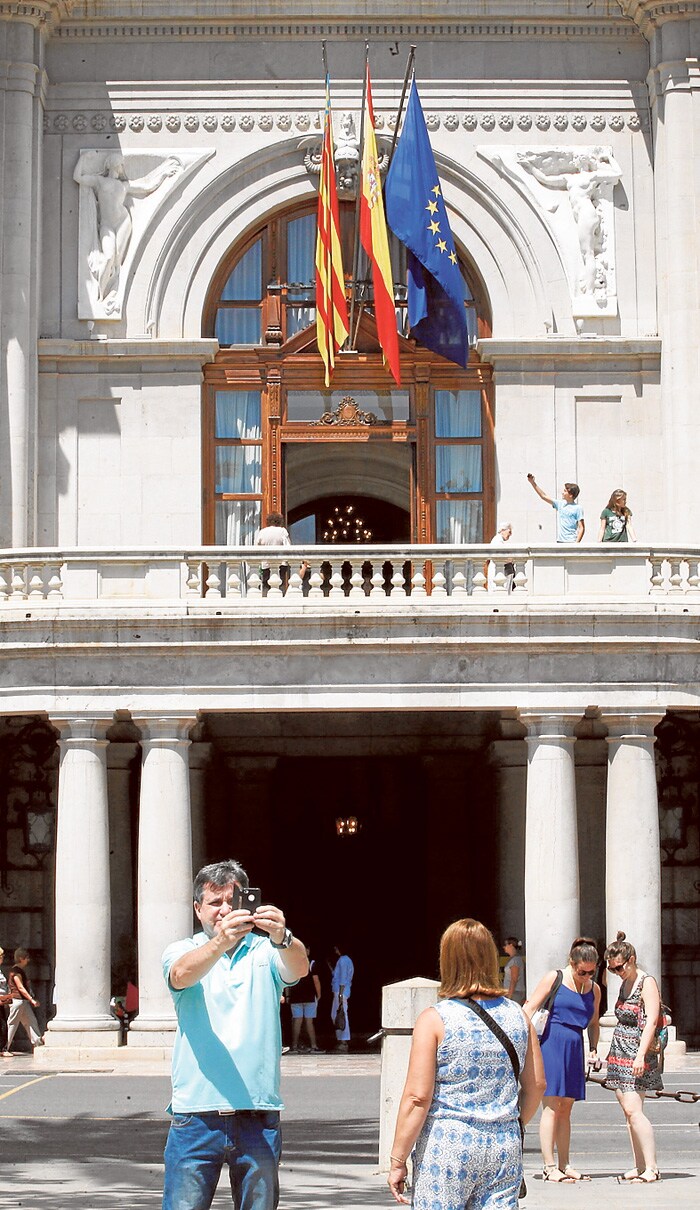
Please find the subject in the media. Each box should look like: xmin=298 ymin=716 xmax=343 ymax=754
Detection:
xmin=288 ymin=495 xmax=410 ymax=545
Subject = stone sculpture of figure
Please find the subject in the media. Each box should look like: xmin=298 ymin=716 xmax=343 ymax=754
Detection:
xmin=517 ymin=148 xmax=622 ymax=295
xmin=74 ymin=151 xmax=182 ymax=307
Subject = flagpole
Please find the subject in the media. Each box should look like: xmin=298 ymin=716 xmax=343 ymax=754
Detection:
xmin=348 ymin=41 xmax=369 ymax=352
xmin=387 ymin=44 xmax=416 ymax=168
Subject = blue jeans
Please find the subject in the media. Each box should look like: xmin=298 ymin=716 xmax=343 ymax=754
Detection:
xmin=162 ymin=1110 xmax=281 ymax=1210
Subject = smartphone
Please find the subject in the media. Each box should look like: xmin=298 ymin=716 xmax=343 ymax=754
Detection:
xmin=240 ymin=886 xmax=266 ymax=935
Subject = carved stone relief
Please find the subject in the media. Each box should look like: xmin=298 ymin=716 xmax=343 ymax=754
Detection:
xmin=74 ymin=147 xmax=214 ymax=320
xmin=300 ymin=111 xmax=391 ymax=199
xmin=480 ymin=145 xmax=623 ymax=318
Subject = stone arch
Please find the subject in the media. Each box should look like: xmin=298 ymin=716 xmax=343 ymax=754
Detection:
xmin=137 ymin=139 xmax=575 ymax=341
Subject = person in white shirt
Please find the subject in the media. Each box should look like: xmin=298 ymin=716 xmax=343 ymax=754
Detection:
xmin=487 ymin=521 xmax=515 ymax=591
xmin=254 ymin=513 xmax=291 ymax=590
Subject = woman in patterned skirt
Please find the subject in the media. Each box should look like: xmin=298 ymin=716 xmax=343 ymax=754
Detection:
xmin=387 ymin=919 xmax=546 ymax=1209
xmin=604 ymin=932 xmax=663 ymax=1183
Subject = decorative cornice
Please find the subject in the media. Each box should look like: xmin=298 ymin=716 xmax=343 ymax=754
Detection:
xmin=42 ymin=106 xmax=648 ymax=135
xmin=54 ymin=19 xmax=641 ymax=42
xmin=0 ymin=2 xmax=72 ymax=28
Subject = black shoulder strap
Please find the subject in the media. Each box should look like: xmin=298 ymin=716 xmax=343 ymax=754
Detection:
xmin=461 ymin=998 xmax=521 ymax=1082
xmin=544 ymin=969 xmax=563 ymax=1013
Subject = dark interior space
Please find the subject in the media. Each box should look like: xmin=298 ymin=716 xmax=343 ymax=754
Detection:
xmin=204 ymin=731 xmax=499 ymax=1040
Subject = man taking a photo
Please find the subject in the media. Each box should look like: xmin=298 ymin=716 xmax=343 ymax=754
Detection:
xmin=162 ymin=859 xmax=308 ymax=1210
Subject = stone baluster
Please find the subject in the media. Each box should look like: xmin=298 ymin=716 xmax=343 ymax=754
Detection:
xmin=648 ymin=555 xmax=665 ymax=596
xmin=686 ymin=556 xmax=700 ymax=597
xmin=205 ymin=565 xmax=222 ymax=599
xmin=601 ymin=712 xmax=663 ymax=1023
xmin=286 ymin=569 xmax=304 ymax=600
xmin=47 ymin=715 xmax=119 ymax=1049
xmin=306 ymin=560 xmax=324 ymax=600
xmin=185 ymin=561 xmax=202 ymax=598
xmin=129 ymin=716 xmax=196 ymax=1044
xmin=348 ymin=569 xmax=365 ymax=600
xmin=46 ymin=561 xmax=63 ymax=599
xmin=472 ymin=567 xmax=487 ymax=594
xmin=410 ymin=568 xmax=427 ymax=599
xmin=0 ymin=564 xmax=10 ymax=601
xmin=521 ymin=711 xmax=581 ymax=995
xmin=225 ymin=565 xmax=243 ymax=599
xmin=668 ymin=558 xmax=683 ymax=595
xmin=27 ymin=564 xmax=45 ymax=600
xmin=512 ymin=565 xmax=528 ymax=595
xmin=11 ymin=565 xmax=27 ymax=598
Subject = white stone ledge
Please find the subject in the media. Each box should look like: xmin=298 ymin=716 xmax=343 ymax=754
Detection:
xmin=38 ymin=338 xmax=219 ymax=368
xmin=477 ymin=335 xmax=662 ymax=370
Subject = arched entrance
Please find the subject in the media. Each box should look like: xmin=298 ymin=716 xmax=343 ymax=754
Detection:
xmin=202 ymin=203 xmax=494 ymax=546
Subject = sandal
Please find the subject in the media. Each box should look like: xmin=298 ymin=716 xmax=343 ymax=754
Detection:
xmin=543 ymin=1165 xmax=575 ymax=1182
xmin=627 ymin=1169 xmax=661 ymax=1184
xmin=563 ymin=1166 xmax=590 ymax=1181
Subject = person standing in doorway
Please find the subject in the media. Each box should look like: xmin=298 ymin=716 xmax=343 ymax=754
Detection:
xmin=161 ymin=859 xmax=308 ymax=1210
xmin=502 ymin=937 xmax=526 ymax=1005
xmin=288 ymin=945 xmax=322 ymax=1053
xmin=527 ymin=474 xmax=585 ymax=543
xmin=331 ymin=944 xmax=354 ymax=1052
xmin=254 ymin=512 xmax=292 ymax=592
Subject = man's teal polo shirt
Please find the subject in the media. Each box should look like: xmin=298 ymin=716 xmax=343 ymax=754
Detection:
xmin=162 ymin=931 xmax=295 ymax=1113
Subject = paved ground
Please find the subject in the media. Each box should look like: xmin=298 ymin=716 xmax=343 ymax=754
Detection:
xmin=0 ymin=1054 xmax=697 ymax=1208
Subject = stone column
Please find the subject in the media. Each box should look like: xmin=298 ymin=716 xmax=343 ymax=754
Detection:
xmin=107 ymin=742 xmax=138 ymax=977
xmin=521 ymin=711 xmax=581 ymax=996
xmin=129 ymin=716 xmax=196 ymax=1046
xmin=602 ymin=712 xmax=663 ymax=1020
xmin=46 ymin=716 xmax=119 ymax=1048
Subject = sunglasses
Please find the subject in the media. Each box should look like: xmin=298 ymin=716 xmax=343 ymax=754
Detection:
xmin=576 ymin=967 xmax=597 ymax=976
xmin=608 ymin=961 xmax=627 ymax=973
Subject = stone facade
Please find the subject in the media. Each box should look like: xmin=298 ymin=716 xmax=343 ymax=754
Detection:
xmin=0 ymin=2 xmax=699 ymax=1051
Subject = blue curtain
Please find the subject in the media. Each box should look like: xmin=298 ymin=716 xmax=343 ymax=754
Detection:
xmin=436 ymin=500 xmax=483 ymax=543
xmin=435 ymin=390 xmax=481 ymax=438
xmin=216 ymin=500 xmax=261 ymax=545
xmin=215 ymin=447 xmax=262 ymax=495
xmin=215 ymin=308 xmax=261 ymax=346
xmin=215 ymin=391 xmax=261 ymax=439
xmin=436 ymin=445 xmax=482 ymax=494
xmin=221 ymin=240 xmax=262 ymax=300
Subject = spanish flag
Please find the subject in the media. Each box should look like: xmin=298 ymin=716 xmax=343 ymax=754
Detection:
xmin=360 ymin=64 xmax=400 ymax=384
xmin=315 ymin=74 xmax=349 ymax=386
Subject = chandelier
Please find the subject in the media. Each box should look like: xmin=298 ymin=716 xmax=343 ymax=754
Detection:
xmin=322 ymin=504 xmax=372 ymax=543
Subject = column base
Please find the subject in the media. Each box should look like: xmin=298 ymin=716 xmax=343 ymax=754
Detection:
xmin=128 ymin=1018 xmax=177 ymax=1048
xmin=46 ymin=1016 xmax=120 ymax=1041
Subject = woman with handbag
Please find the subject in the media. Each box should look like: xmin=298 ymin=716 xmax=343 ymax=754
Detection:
xmin=523 ymin=937 xmax=601 ymax=1182
xmin=330 ymin=945 xmax=353 ymax=1053
xmin=388 ymin=918 xmax=545 ymax=1208
xmin=603 ymin=932 xmax=662 ymax=1183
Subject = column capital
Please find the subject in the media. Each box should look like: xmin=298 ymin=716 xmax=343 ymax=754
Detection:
xmin=519 ymin=709 xmax=581 ymax=741
xmin=134 ymin=715 xmax=197 ymax=746
xmin=50 ymin=715 xmax=112 ymax=745
xmin=601 ymin=711 xmax=664 ymax=742
xmin=618 ymin=0 xmax=700 ymax=37
xmin=0 ymin=2 xmax=72 ymax=30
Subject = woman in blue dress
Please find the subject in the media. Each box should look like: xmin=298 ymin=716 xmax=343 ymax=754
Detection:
xmin=388 ymin=919 xmax=546 ymax=1209
xmin=524 ymin=937 xmax=601 ymax=1183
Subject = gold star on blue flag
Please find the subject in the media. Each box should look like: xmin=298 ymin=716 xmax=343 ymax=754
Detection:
xmin=385 ymin=80 xmax=468 ymax=368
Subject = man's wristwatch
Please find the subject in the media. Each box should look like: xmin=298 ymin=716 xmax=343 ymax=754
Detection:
xmin=271 ymin=928 xmax=293 ymax=950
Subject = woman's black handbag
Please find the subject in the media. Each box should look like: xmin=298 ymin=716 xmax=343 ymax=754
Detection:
xmin=333 ymin=994 xmax=346 ymax=1032
xmin=461 ymin=998 xmax=528 ymax=1200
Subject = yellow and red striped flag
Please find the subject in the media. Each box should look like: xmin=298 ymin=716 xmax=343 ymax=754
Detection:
xmin=315 ymin=74 xmax=349 ymax=386
xmin=360 ymin=64 xmax=401 ymax=385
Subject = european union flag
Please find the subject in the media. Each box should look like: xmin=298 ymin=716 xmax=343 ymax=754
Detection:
xmin=385 ymin=81 xmax=468 ymax=368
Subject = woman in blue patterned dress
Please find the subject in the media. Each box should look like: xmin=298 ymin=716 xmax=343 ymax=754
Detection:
xmin=523 ymin=938 xmax=601 ymax=1182
xmin=388 ymin=919 xmax=545 ymax=1209
xmin=603 ymin=932 xmax=662 ymax=1183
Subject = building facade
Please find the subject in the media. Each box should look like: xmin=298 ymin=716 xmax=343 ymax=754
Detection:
xmin=0 ymin=1 xmax=699 ymax=1053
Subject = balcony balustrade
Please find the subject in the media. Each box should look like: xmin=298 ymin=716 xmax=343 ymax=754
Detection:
xmin=0 ymin=545 xmax=698 ymax=609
